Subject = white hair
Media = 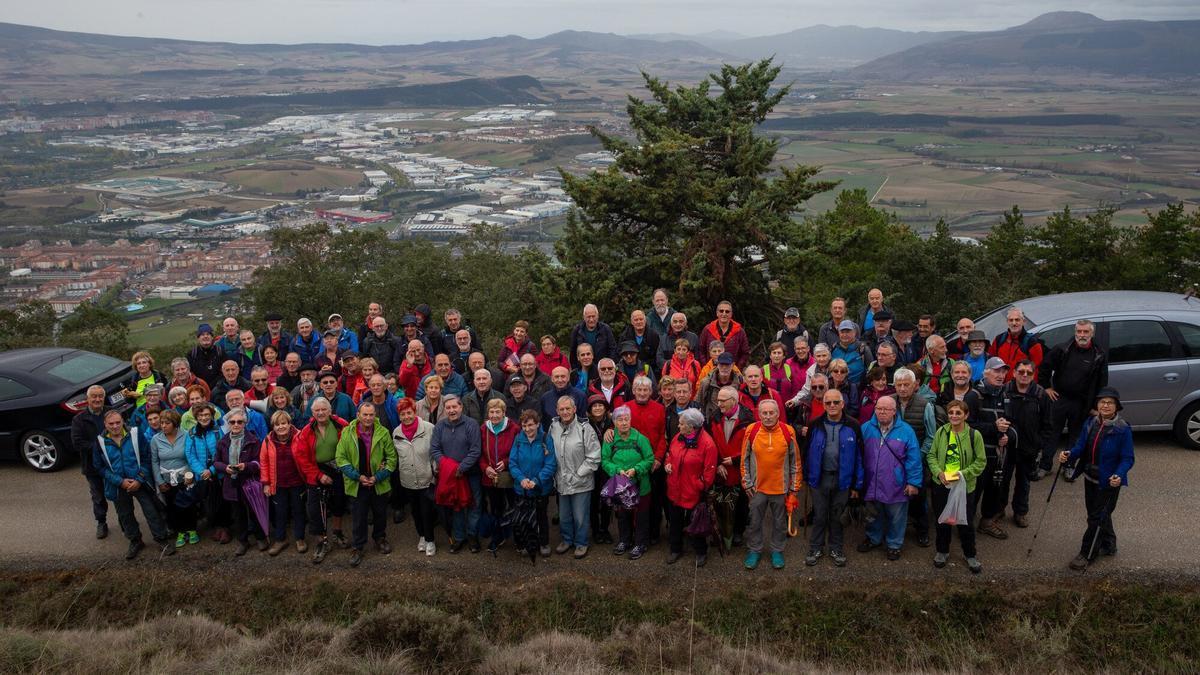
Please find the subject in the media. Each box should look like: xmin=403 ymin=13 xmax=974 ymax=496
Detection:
xmin=894 ymin=368 xmax=917 ymax=384
xmin=632 ymin=375 xmax=653 ymax=389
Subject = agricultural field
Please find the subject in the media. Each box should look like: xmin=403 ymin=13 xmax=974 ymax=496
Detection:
xmin=214 ymin=160 xmax=364 ymax=195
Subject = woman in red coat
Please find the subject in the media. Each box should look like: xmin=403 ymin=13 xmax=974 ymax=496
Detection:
xmin=480 ymin=398 xmax=518 ymax=550
xmin=664 ymin=407 xmax=717 ymax=566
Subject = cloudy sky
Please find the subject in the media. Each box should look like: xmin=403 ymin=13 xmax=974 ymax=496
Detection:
xmin=1 ymin=1 xmax=1196 ymax=44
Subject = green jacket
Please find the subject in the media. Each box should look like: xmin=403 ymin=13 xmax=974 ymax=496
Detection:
xmin=335 ymin=418 xmax=398 ymax=498
xmin=601 ymin=428 xmax=655 ymax=495
xmin=927 ymin=423 xmax=987 ymax=493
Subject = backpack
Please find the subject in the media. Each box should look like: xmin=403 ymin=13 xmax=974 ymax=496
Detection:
xmin=995 ymin=330 xmax=1041 ymax=356
xmin=746 ymin=421 xmax=796 ymax=448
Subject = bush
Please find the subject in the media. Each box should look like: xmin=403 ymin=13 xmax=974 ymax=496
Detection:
xmin=338 ymin=602 xmax=484 ymax=667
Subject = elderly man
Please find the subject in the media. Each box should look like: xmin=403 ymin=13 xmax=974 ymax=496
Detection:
xmin=975 ymin=357 xmax=1019 ymax=540
xmin=504 ymin=374 xmax=539 ymax=421
xmin=647 ymin=288 xmax=676 ymax=337
xmin=831 ymin=320 xmax=871 ymax=386
xmin=210 ymin=360 xmax=252 ymax=411
xmin=361 ymin=317 xmax=403 ymax=374
xmin=741 ymin=399 xmax=803 ymax=571
xmin=71 ymin=385 xmax=110 ymax=539
xmin=914 ymin=315 xmax=937 ymax=361
xmin=511 ymin=353 xmax=552 ymax=401
xmin=699 ymin=301 xmax=750 ymax=369
xmin=917 ymin=335 xmax=954 ymax=395
xmin=946 ymin=317 xmax=977 ymax=361
xmin=257 ymin=312 xmax=292 ymax=356
xmin=999 ymin=359 xmax=1054 ymax=527
xmin=433 ymin=308 xmax=481 ymax=357
xmin=291 ymin=318 xmax=323 ymax=366
xmin=216 ymin=317 xmax=241 ymax=360
xmin=539 ymin=366 xmax=587 ymax=430
xmin=430 ymin=395 xmax=483 ymax=553
xmin=310 ymin=371 xmax=357 ymax=421
xmin=992 ymin=307 xmax=1044 ymax=381
xmin=892 ymin=319 xmax=921 ymax=365
xmin=803 ymin=388 xmax=863 ymax=567
xmin=224 ymin=390 xmax=268 ymax=440
xmin=169 ymin=356 xmax=210 ymax=400
xmin=863 ymin=309 xmax=897 ymax=359
xmin=775 ymin=307 xmax=810 ymax=360
xmin=858 ymin=288 xmax=892 ymax=335
xmin=276 ymin=352 xmax=304 ymax=392
xmin=325 ymin=313 xmax=359 ymax=353
xmin=416 ymin=354 xmax=468 ymax=399
xmin=244 ymin=366 xmax=273 ymax=403
xmin=188 ymin=323 xmax=224 ymax=387
xmin=466 ymin=352 xmax=504 ymax=395
xmin=361 ymin=374 xmax=399 ymax=431
xmin=818 ymin=297 xmax=849 ymax=349
xmin=569 ymin=304 xmax=618 ymax=368
xmin=739 ymin=365 xmax=785 ymax=418
xmin=449 ymin=330 xmax=478 ymax=375
xmin=866 ymin=342 xmax=900 ymax=386
xmin=858 ymin=396 xmax=921 ymax=560
xmin=589 ymin=357 xmax=630 ymax=409
xmin=1037 ymin=319 xmax=1108 ymax=478
xmin=356 ymin=302 xmax=384 ymax=344
xmin=398 ymin=339 xmax=432 ymax=396
xmin=656 ymin=312 xmax=700 ymax=370
xmin=462 ymin=369 xmax=505 ymax=423
xmin=894 ymin=367 xmax=939 ymax=548
xmin=619 ymin=309 xmax=661 ymax=369
xmin=708 ymin=385 xmax=755 ymax=548
xmin=398 ymin=314 xmax=435 ymax=358
xmin=698 ymin=352 xmax=743 ymax=419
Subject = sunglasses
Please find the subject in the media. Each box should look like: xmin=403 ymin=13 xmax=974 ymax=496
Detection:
xmin=812 ymin=385 xmax=827 ymax=391
xmin=1016 ymin=370 xmax=1034 ymax=376
xmin=228 ymin=420 xmax=246 ymax=425
xmin=825 ymin=400 xmax=843 ymax=405
xmin=252 ymin=378 xmax=268 ymax=383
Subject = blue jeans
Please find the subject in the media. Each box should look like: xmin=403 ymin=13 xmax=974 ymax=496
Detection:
xmin=866 ymin=500 xmax=909 ymax=550
xmin=448 ymin=473 xmax=482 ymax=542
xmin=558 ymin=491 xmax=591 ymax=547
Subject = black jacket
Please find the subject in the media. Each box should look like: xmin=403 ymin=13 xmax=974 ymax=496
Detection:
xmin=1003 ymin=380 xmax=1056 ymax=460
xmin=973 ymin=381 xmax=1017 ymax=453
xmin=433 ymin=325 xmax=482 ymax=357
xmin=70 ymin=407 xmax=107 ymax=475
xmin=188 ymin=344 xmax=224 ymax=387
xmin=569 ymin=321 xmax=618 ymax=368
xmin=618 ymin=325 xmax=661 ymax=370
xmin=361 ymin=330 xmax=404 ymax=373
xmin=1038 ymin=339 xmax=1108 ymax=404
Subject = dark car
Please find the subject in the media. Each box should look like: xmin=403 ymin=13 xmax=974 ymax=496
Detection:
xmin=0 ymin=348 xmax=134 ymax=472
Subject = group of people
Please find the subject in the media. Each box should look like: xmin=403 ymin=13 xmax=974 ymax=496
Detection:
xmin=73 ymin=289 xmax=1133 ymax=573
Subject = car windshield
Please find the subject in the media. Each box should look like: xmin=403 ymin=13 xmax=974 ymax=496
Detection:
xmin=43 ymin=352 xmax=123 ymax=385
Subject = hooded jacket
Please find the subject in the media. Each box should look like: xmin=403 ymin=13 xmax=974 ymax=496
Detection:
xmin=1066 ymin=415 xmax=1134 ymax=486
xmin=510 ymin=427 xmax=558 ymax=497
xmin=699 ymin=319 xmax=750 ymax=370
xmin=861 ymin=416 xmax=922 ymax=504
xmin=391 ymin=417 xmax=436 ymax=490
xmin=93 ymin=428 xmax=152 ymax=501
xmin=548 ymin=416 xmax=601 ymax=496
xmin=803 ymin=414 xmax=865 ymax=492
xmin=334 ymin=418 xmax=396 ymax=498
xmin=601 ymin=428 xmax=656 ymax=496
xmin=666 ymin=429 xmax=718 ymax=509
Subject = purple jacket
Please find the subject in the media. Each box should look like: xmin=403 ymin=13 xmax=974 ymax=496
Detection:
xmin=213 ymin=432 xmax=261 ymax=502
xmin=861 ymin=417 xmax=922 ymax=504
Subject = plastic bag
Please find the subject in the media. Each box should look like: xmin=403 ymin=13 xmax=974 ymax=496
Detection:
xmin=938 ymin=478 xmax=969 ymax=526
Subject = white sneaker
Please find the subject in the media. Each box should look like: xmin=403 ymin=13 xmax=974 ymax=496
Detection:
xmin=425 ymin=541 xmax=436 ymax=556
xmin=417 ymin=537 xmax=427 ymax=553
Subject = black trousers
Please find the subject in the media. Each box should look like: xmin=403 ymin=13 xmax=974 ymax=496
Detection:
xmin=113 ymin=484 xmax=168 ymax=543
xmin=1081 ymin=481 xmax=1120 ymax=559
xmin=351 ymin=485 xmax=388 ymax=551
xmin=668 ymin=504 xmax=708 ymax=555
xmin=403 ymin=486 xmax=439 ymax=542
xmin=977 ymin=450 xmax=1007 ymax=521
xmin=616 ymin=499 xmax=650 ymax=548
xmin=270 ymin=485 xmax=306 ymax=541
xmin=230 ymin=497 xmax=264 ymax=543
xmin=84 ymin=470 xmax=108 ymax=524
xmin=1045 ymin=396 xmax=1088 ymax=471
xmin=590 ymin=468 xmax=612 ymax=538
xmin=908 ymin=462 xmax=933 ymax=537
xmin=932 ymin=484 xmax=978 ymax=557
xmin=648 ymin=467 xmax=667 ymax=540
xmin=483 ymin=485 xmax=512 ymax=516
xmin=200 ymin=478 xmax=230 ymax=529
xmin=161 ymin=484 xmax=198 ymax=533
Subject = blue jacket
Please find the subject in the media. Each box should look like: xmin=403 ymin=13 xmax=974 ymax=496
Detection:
xmin=216 ymin=335 xmax=241 ymax=361
xmin=861 ymin=417 xmax=922 ymax=504
xmin=305 ymin=391 xmax=357 ymax=422
xmin=509 ymin=428 xmax=558 ymax=496
xmin=804 ymin=414 xmax=865 ymax=492
xmin=318 ymin=327 xmax=359 ymax=355
xmin=831 ymin=340 xmax=870 ymax=385
xmin=359 ymin=393 xmax=399 ymax=431
xmin=538 ymin=386 xmax=588 ymax=430
xmin=185 ymin=424 xmax=222 ymax=478
xmin=93 ymin=428 xmax=152 ymax=501
xmin=430 ymin=414 xmax=482 ymax=474
xmin=291 ymin=332 xmax=323 ymax=365
xmin=1067 ymin=416 xmax=1135 ymax=486
xmin=416 ymin=371 xmax=468 ymax=399
xmin=223 ymin=408 xmax=268 ymax=441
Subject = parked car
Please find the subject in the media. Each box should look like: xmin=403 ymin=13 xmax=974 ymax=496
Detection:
xmin=970 ymin=290 xmax=1200 ymax=450
xmin=0 ymin=348 xmax=134 ymax=471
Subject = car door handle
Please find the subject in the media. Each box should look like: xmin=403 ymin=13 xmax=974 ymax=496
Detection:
xmin=1163 ymin=373 xmax=1180 ymax=382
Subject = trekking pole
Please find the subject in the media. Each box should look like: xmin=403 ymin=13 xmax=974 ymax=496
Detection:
xmin=1025 ymin=464 xmax=1063 ymax=558
xmin=1082 ymin=487 xmax=1117 ymax=570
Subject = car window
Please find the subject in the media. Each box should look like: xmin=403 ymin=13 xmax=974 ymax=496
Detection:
xmin=0 ymin=377 xmax=34 ymax=401
xmin=1034 ymin=324 xmax=1076 ymax=352
xmin=1172 ymin=322 xmax=1200 ymax=357
xmin=1106 ymin=320 xmax=1173 ymax=364
xmin=43 ymin=352 xmax=123 ymax=385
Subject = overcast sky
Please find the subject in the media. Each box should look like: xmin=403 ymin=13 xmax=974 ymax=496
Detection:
xmin=2 ymin=1 xmax=1196 ymax=44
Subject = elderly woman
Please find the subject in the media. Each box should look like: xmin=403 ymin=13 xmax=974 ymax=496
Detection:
xmin=510 ymin=409 xmax=557 ymax=557
xmin=181 ymin=385 xmax=222 ymax=432
xmin=185 ymin=402 xmax=226 ymax=542
xmin=936 ymin=361 xmax=982 ymax=415
xmin=95 ymin=409 xmax=171 ymax=559
xmin=130 ymin=384 xmax=165 ymax=430
xmin=122 ymin=351 xmax=167 ymax=408
xmin=549 ymin=395 xmax=601 ymax=559
xmin=150 ymin=410 xmax=198 ymax=548
xmin=787 ymin=342 xmax=832 ymax=410
xmin=601 ymin=405 xmax=655 ymax=560
xmin=392 ymin=397 xmax=438 ymax=556
xmin=214 ymin=408 xmax=265 ymax=556
xmin=260 ymin=410 xmax=307 ymax=555
xmin=828 ymin=358 xmax=861 ymax=420
xmin=250 ymin=385 xmax=300 ymax=422
xmin=1059 ymin=387 xmax=1135 ymax=571
xmin=665 ymin=407 xmax=718 ymax=566
xmin=480 ymin=398 xmax=516 ymax=533
xmin=416 ymin=374 xmax=447 ymax=424
xmin=168 ymin=386 xmax=190 ymax=415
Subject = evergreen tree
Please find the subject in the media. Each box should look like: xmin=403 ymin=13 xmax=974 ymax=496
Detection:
xmin=1119 ymin=203 xmax=1200 ymax=291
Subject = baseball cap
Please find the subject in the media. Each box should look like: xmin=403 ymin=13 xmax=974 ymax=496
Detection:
xmin=784 ymin=307 xmax=800 ymax=318
xmin=327 ymin=313 xmax=343 ymax=323
xmin=323 ymin=328 xmax=339 ymax=338
xmin=340 ymin=350 xmax=359 ymax=360
xmin=508 ymin=374 xmax=526 ymax=387
xmin=196 ymin=323 xmax=214 ymax=336
xmin=400 ymin=314 xmax=418 ymax=326
xmin=985 ymin=357 xmax=1009 ymax=371
xmin=838 ymin=319 xmax=857 ymax=332
xmin=717 ymin=352 xmax=735 ymax=365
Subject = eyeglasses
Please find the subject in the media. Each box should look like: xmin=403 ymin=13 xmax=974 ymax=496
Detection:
xmin=811 ymin=385 xmax=827 ymax=391
xmin=831 ymin=369 xmax=847 ymax=374
xmin=1015 ymin=369 xmax=1034 ymax=376
xmin=717 ymin=309 xmax=732 ymax=314
xmin=228 ymin=420 xmax=246 ymax=425
xmin=824 ymin=400 xmax=843 ymax=405
xmin=252 ymin=378 xmax=268 ymax=383
xmin=599 ymin=366 xmax=615 ymax=371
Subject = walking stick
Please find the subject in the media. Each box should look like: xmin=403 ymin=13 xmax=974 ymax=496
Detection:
xmin=1083 ymin=486 xmax=1117 ymax=569
xmin=1025 ymin=465 xmax=1063 ymax=558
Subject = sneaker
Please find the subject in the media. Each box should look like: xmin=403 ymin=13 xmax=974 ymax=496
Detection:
xmin=331 ymin=531 xmax=350 ymax=549
xmin=375 ymin=538 xmax=392 ymax=555
xmin=574 ymin=545 xmax=588 ymax=559
xmin=804 ymin=549 xmax=821 ymax=566
xmin=1013 ymin=513 xmax=1029 ymax=528
xmin=696 ymin=554 xmax=707 ymax=568
xmin=916 ymin=533 xmax=931 ymax=548
xmin=296 ymin=539 xmax=308 ymax=553
xmin=744 ymin=551 xmax=761 ymax=570
xmin=349 ymin=549 xmax=363 ymax=567
xmin=629 ymin=545 xmax=646 ymax=561
xmin=175 ymin=533 xmax=187 ymax=549
xmin=417 ymin=537 xmax=428 ymax=553
xmin=613 ymin=542 xmax=628 ymax=556
xmin=96 ymin=522 xmax=109 ymax=540
xmin=234 ymin=541 xmax=249 ymax=556
xmin=770 ymin=552 xmax=785 ymax=570
xmin=666 ymin=551 xmax=682 ymax=565
xmin=831 ymin=550 xmax=847 ymax=567
xmin=887 ymin=548 xmax=901 ymax=561
xmin=426 ymin=541 xmax=437 ymax=556
xmin=967 ymin=557 xmax=982 ymax=574
xmin=312 ymin=540 xmax=329 ymax=564
xmin=187 ymin=530 xmax=200 ymax=545
xmin=933 ymin=552 xmax=948 ymax=568
xmin=856 ymin=538 xmax=880 ymax=553
xmin=555 ymin=542 xmax=571 ymax=555
xmin=1069 ymin=555 xmax=1090 ymax=571
xmin=723 ymin=537 xmax=733 ymax=551
xmin=267 ymin=541 xmax=287 ymax=556
xmin=125 ymin=539 xmax=144 ymax=560
xmin=539 ymin=545 xmax=550 ymax=558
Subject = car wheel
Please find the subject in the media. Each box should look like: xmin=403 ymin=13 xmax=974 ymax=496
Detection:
xmin=20 ymin=430 xmax=64 ymax=472
xmin=1172 ymin=401 xmax=1200 ymax=451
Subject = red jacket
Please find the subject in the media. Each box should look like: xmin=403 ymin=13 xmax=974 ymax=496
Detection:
xmin=707 ymin=404 xmax=754 ymax=487
xmin=587 ymin=373 xmax=630 ymax=409
xmin=698 ymin=319 xmax=751 ymax=369
xmin=737 ymin=384 xmax=785 ymax=421
xmin=665 ymin=430 xmax=718 ymax=509
xmin=536 ymin=349 xmax=569 ymax=376
xmin=259 ymin=428 xmax=302 ymax=494
xmin=661 ymin=355 xmax=701 ymax=394
xmin=294 ymin=416 xmax=349 ymax=485
xmin=627 ymin=398 xmax=668 ymax=461
xmin=480 ymin=420 xmax=518 ymax=488
xmin=398 ymin=359 xmax=431 ymax=398
xmin=435 ymin=456 xmax=472 ymax=510
xmin=992 ymin=329 xmax=1044 ymax=382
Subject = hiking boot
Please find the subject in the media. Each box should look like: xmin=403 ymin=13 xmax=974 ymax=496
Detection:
xmin=187 ymin=530 xmax=200 ymax=545
xmin=235 ymin=541 xmax=249 ymax=556
xmin=967 ymin=557 xmax=982 ymax=574
xmin=732 ymin=534 xmax=744 ymax=547
xmin=331 ymin=530 xmax=350 ymax=549
xmin=666 ymin=551 xmax=682 ymax=565
xmin=125 ymin=539 xmax=144 ymax=560
xmin=469 ymin=536 xmax=481 ymax=554
xmin=978 ymin=518 xmax=1008 ymax=540
xmin=804 ymin=549 xmax=821 ymax=566
xmin=267 ymin=540 xmax=288 ymax=556
xmin=349 ymin=549 xmax=363 ymax=567
xmin=296 ymin=539 xmax=308 ymax=553
xmin=574 ymin=545 xmax=588 ymax=559
xmin=887 ymin=548 xmax=901 ymax=561
xmin=831 ymin=550 xmax=847 ymax=567
xmin=392 ymin=508 xmax=406 ymax=524
xmin=857 ymin=538 xmax=880 ymax=553
xmin=538 ymin=544 xmax=550 ymax=558
xmin=312 ymin=539 xmax=330 ymax=564
xmin=175 ymin=533 xmax=187 ymax=549
xmin=744 ymin=551 xmax=761 ymax=570
xmin=216 ymin=528 xmax=232 ymax=545
xmin=613 ymin=542 xmax=628 ymax=556
xmin=157 ymin=539 xmax=176 ymax=557
xmin=696 ymin=554 xmax=707 ymax=568
xmin=96 ymin=522 xmax=109 ymax=539
xmin=256 ymin=538 xmax=269 ymax=552
xmin=1013 ymin=513 xmax=1029 ymax=528
xmin=1069 ymin=555 xmax=1090 ymax=571
xmin=933 ymin=552 xmax=948 ymax=569
xmin=1032 ymin=468 xmax=1049 ymax=481
xmin=426 ymin=541 xmax=437 ymax=556
xmin=629 ymin=545 xmax=646 ymax=561
xmin=555 ymin=542 xmax=571 ymax=555
xmin=450 ymin=538 xmax=466 ymax=554
xmin=376 ymin=538 xmax=392 ymax=555
xmin=770 ymin=552 xmax=785 ymax=570
xmin=916 ymin=533 xmax=931 ymax=548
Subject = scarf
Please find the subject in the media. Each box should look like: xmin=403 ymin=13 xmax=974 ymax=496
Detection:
xmin=679 ymin=431 xmax=699 ymax=448
xmin=399 ymin=419 xmax=419 ymax=441
xmin=228 ymin=431 xmax=244 ymax=466
xmin=488 ymin=418 xmax=509 ymax=434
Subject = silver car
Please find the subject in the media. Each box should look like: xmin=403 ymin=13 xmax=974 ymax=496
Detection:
xmin=971 ymin=290 xmax=1200 ymax=450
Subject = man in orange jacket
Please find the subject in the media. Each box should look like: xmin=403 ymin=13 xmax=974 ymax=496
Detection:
xmin=741 ymin=399 xmax=802 ymax=571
